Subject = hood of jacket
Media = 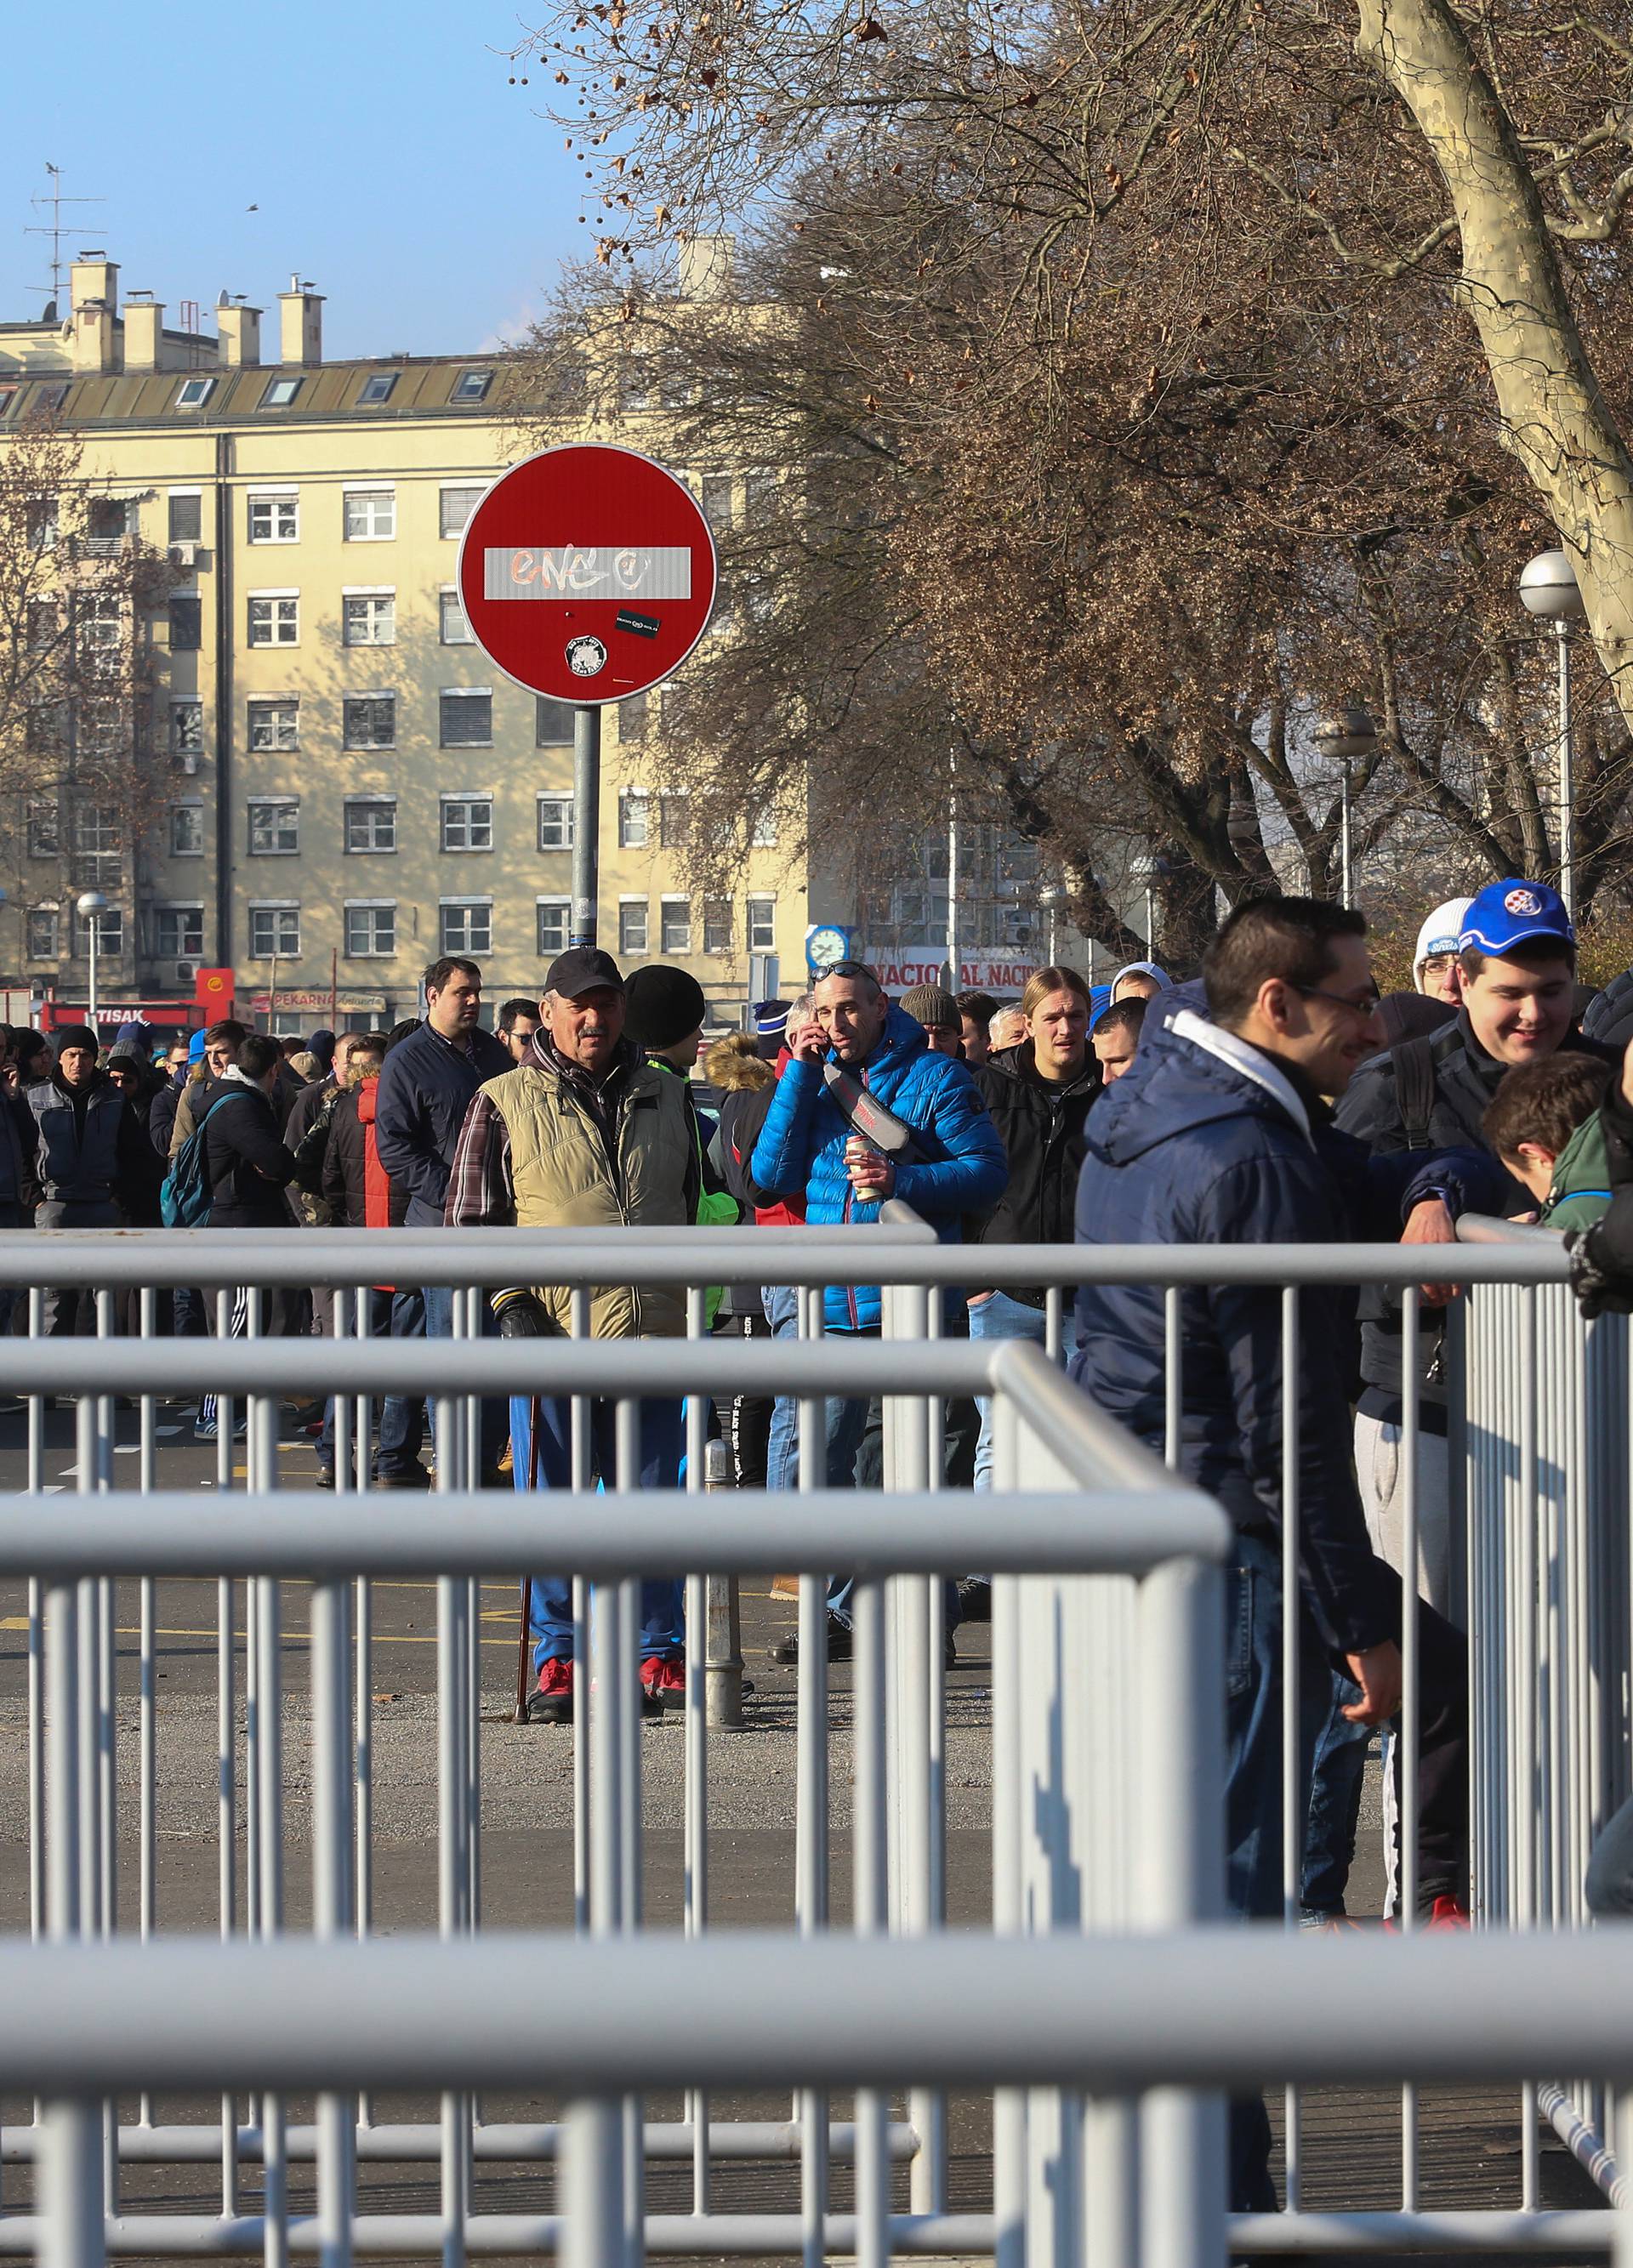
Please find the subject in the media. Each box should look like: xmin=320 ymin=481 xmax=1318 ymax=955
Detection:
xmin=1088 ymin=1008 xmax=1315 ymax=1168
xmin=356 ymin=1074 xmax=380 ymax=1128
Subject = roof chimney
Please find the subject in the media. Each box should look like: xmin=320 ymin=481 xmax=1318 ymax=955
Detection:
xmin=68 ymin=253 xmax=121 ymax=373
xmin=678 ymin=233 xmax=734 ymax=301
xmin=218 ymin=304 xmax=262 ymax=368
xmin=124 ymin=301 xmax=163 ymax=372
xmin=278 ymin=276 xmax=323 ymax=367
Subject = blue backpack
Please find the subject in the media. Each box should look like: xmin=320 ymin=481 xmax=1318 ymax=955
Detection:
xmin=159 ymin=1090 xmax=248 ymax=1228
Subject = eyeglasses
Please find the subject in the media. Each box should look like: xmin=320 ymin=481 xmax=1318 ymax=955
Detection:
xmin=1293 ymin=982 xmax=1381 ymax=1017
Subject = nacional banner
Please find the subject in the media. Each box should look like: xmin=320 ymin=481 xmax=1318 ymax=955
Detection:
xmin=865 ymin=956 xmax=1038 ymax=994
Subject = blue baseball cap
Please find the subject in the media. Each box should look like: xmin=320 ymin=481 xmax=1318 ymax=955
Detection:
xmin=1459 ymin=878 xmax=1575 ymax=958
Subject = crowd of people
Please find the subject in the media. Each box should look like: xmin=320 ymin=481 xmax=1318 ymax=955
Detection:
xmin=6 ymin=884 xmax=1633 ymax=2118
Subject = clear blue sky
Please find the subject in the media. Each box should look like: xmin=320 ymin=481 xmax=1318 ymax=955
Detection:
xmin=1 ymin=0 xmax=588 ymax=360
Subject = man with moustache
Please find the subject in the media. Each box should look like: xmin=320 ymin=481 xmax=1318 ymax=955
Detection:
xmin=445 ymin=948 xmax=698 ymax=1724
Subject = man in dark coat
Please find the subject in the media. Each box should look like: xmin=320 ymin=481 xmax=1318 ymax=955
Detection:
xmin=192 ymin=1034 xmax=299 ymax=1441
xmin=1071 ymin=896 xmax=1501 ymax=2211
xmin=21 ymin=1026 xmax=154 ymax=1336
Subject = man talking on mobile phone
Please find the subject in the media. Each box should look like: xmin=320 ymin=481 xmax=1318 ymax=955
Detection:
xmin=749 ymin=960 xmax=1007 ymax=1663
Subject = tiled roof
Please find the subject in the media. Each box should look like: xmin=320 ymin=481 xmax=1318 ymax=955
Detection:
xmin=0 ymin=355 xmax=536 ymax=429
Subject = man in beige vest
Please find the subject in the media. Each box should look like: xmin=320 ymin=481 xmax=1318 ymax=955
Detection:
xmin=447 ymin=946 xmax=698 ymax=1724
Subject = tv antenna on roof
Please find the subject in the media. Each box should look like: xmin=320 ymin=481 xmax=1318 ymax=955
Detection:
xmin=25 ymin=163 xmax=106 ymax=310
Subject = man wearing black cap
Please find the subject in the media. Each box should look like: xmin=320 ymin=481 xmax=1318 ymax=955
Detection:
xmin=21 ymin=1026 xmax=154 ymax=1335
xmin=446 ymin=947 xmax=700 ymax=1723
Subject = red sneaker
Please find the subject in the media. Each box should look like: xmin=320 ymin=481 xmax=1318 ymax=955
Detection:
xmin=640 ymin=1653 xmax=686 ymax=1715
xmin=526 ymin=1658 xmax=574 ymax=1725
xmin=1427 ymin=1896 xmax=1471 ymax=1930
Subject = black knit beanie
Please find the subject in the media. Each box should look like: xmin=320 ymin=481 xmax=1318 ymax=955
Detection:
xmin=623 ymin=964 xmax=708 ymax=1050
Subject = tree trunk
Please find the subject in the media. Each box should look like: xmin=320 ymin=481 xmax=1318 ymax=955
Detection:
xmin=1355 ymin=0 xmax=1633 ymax=726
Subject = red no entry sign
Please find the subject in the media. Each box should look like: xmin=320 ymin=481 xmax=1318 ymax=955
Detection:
xmin=456 ymin=443 xmax=718 ymax=707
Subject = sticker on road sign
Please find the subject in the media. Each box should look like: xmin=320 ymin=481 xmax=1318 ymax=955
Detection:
xmin=457 ymin=444 xmax=717 ymax=707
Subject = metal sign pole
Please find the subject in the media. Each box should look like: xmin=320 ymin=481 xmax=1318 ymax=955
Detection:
xmin=572 ymin=706 xmax=603 ymax=951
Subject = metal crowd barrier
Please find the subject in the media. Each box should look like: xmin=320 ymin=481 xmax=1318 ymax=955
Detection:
xmin=0 ymin=1214 xmax=1620 ymax=2258
xmin=0 ymin=1254 xmax=1228 ymax=2263
xmin=17 ymin=1932 xmax=1633 ymax=2268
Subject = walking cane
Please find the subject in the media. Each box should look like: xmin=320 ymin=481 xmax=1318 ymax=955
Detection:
xmin=513 ymin=1394 xmax=543 ymax=1723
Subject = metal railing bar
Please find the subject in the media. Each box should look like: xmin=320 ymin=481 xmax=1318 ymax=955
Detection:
xmin=9 ymin=1932 xmax=1633 ymax=2094
xmin=0 ymin=1489 xmax=1227 ymax=1577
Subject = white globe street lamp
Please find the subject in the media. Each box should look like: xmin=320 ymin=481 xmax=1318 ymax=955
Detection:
xmin=76 ymin=890 xmax=109 ymax=1037
xmin=1312 ymin=707 xmax=1379 ymax=908
xmin=1038 ymin=883 xmax=1068 ymax=966
xmin=1519 ymin=548 xmax=1586 ymax=918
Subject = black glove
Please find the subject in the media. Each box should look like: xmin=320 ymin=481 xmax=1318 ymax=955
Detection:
xmin=492 ymin=1288 xmax=550 ymax=1339
xmin=1568 ymin=1215 xmax=1633 ymax=1319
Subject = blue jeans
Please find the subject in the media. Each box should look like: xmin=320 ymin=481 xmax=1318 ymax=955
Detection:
xmin=424 ymin=1282 xmax=505 ymax=1475
xmin=319 ymin=1288 xmax=427 ymax=1480
xmin=762 ymin=1286 xmax=800 ymax=1494
xmin=1301 ymin=1670 xmax=1375 ymax=1918
xmin=968 ymin=1292 xmax=1050 ymax=1491
xmin=509 ymin=1390 xmax=685 ymax=1671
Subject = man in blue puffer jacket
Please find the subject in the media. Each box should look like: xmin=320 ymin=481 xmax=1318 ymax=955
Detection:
xmin=752 ymin=962 xmax=1007 ymax=1653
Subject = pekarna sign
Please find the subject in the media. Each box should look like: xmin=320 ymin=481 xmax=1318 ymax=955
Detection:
xmin=458 ymin=444 xmax=717 ymax=708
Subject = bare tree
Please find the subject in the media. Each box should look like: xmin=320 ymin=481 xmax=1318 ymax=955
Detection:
xmin=0 ymin=414 xmax=175 ymax=980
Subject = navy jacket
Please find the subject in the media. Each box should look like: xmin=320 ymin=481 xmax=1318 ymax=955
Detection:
xmin=202 ymin=1077 xmax=298 ymax=1231
xmin=750 ymin=1004 xmax=1007 ymax=1330
xmin=1070 ymin=1009 xmax=1502 ymax=1655
xmin=373 ymin=1018 xmax=511 ymax=1228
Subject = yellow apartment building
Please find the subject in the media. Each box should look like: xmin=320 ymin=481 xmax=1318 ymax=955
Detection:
xmin=0 ymin=253 xmax=808 ymax=1032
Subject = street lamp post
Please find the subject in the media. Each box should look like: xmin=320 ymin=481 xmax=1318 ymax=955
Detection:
xmin=76 ymin=890 xmax=108 ymax=1036
xmin=1519 ymin=548 xmax=1586 ymax=918
xmin=1312 ymin=707 xmax=1380 ymax=907
xmin=1038 ymin=883 xmax=1067 ymax=967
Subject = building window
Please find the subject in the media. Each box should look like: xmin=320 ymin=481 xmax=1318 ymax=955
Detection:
xmin=248 ymin=493 xmax=299 ymax=543
xmin=357 ymin=372 xmax=398 ymax=406
xmin=344 ymin=904 xmax=395 ymax=957
xmin=343 ymin=590 xmax=395 ymax=646
xmin=441 ymin=796 xmax=493 ymax=852
xmin=170 ymin=804 xmax=204 ymax=856
xmin=537 ymin=899 xmax=570 ymax=957
xmin=85 ymin=497 xmax=133 ymax=554
xmin=750 ymin=810 xmax=778 ymax=849
xmin=620 ymin=691 xmax=647 ymax=743
xmin=440 ymin=690 xmax=492 ymax=747
xmin=344 ymin=489 xmax=395 ymax=541
xmin=659 ymin=794 xmax=691 ymax=850
xmin=537 ymin=696 xmax=573 ymax=746
xmin=26 ymin=802 xmax=59 ymax=859
xmin=77 ymin=694 xmax=124 ymax=757
xmin=154 ymin=905 xmax=205 ymax=958
xmin=660 ymin=897 xmax=692 ymax=955
xmin=73 ymin=907 xmax=122 ymax=959
xmin=451 ymin=369 xmax=492 ymax=403
xmin=248 ymin=594 xmax=299 ymax=645
xmin=703 ymin=898 xmax=731 ymax=955
xmin=747 ymin=897 xmax=776 ymax=952
xmin=260 ymin=377 xmax=303 ymax=408
xmin=619 ymin=357 xmax=657 ymax=414
xmin=344 ymin=799 xmax=396 ymax=854
xmin=248 ymin=799 xmax=299 ymax=855
xmin=174 ymin=378 xmax=214 ymax=409
xmin=26 ymin=498 xmax=57 ymax=554
xmin=618 ymin=901 xmax=649 ymax=957
xmin=440 ymin=900 xmax=492 ymax=955
xmin=248 ymin=697 xmax=299 ymax=752
xmin=343 ymin=694 xmax=395 ymax=750
xmin=26 ymin=599 xmax=56 ymax=651
xmin=248 ymin=904 xmax=301 ymax=958
xmin=440 ymin=485 xmax=484 ymax=537
xmin=79 ymin=594 xmax=122 ymax=655
xmin=26 ymin=907 xmax=59 ymax=960
xmin=169 ymin=594 xmax=202 ymax=651
xmin=168 ymin=491 xmax=202 ymax=543
xmin=73 ymin=807 xmax=121 ymax=885
xmin=440 ymin=589 xmax=474 ymax=644
xmin=618 ymin=791 xmax=650 ymax=849
xmin=702 ymin=472 xmax=734 ymax=529
xmin=537 ymin=795 xmax=574 ymax=850
xmin=170 ymin=700 xmax=204 ymax=757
